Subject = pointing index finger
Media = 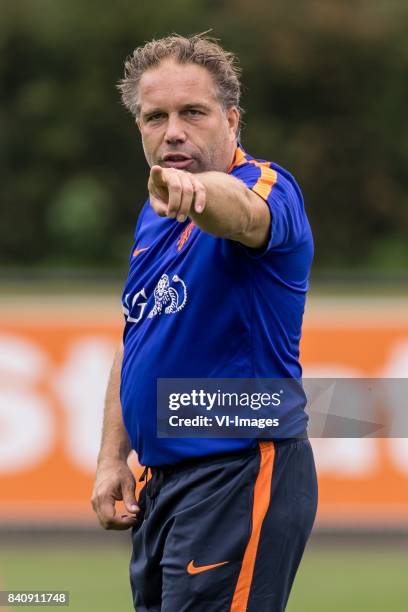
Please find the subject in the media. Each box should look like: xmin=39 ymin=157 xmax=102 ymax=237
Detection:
xmin=150 ymin=165 xmax=166 ymax=186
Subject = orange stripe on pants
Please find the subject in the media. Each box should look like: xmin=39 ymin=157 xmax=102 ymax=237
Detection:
xmin=230 ymin=441 xmax=275 ymax=611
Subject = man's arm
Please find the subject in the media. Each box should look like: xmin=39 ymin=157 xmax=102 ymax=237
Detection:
xmin=91 ymin=343 xmax=139 ymax=530
xmin=148 ymin=166 xmax=271 ymax=249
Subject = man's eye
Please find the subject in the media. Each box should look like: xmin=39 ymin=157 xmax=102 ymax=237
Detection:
xmin=147 ymin=114 xmax=164 ymax=122
xmin=185 ymin=109 xmax=203 ymax=117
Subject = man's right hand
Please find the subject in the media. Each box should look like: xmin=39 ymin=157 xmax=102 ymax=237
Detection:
xmin=91 ymin=460 xmax=140 ymax=530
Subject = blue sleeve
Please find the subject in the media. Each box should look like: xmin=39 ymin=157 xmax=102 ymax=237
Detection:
xmin=230 ymin=162 xmax=308 ymax=255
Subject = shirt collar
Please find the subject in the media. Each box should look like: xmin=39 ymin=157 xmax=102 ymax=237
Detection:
xmin=227 ymin=142 xmax=248 ymax=173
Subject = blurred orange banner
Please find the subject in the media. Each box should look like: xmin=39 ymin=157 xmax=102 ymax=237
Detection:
xmin=0 ymin=297 xmax=408 ymax=527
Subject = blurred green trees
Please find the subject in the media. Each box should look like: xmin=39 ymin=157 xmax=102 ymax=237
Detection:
xmin=2 ymin=0 xmax=408 ymax=271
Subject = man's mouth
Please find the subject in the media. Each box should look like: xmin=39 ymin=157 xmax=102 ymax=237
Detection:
xmin=161 ymin=154 xmax=194 ymax=170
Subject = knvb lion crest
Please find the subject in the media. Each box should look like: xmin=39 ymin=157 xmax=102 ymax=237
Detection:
xmin=147 ymin=274 xmax=188 ymax=318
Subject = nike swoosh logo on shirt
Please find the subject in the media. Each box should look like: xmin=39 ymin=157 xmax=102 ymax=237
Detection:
xmin=133 ymin=247 xmax=149 ymax=257
xmin=187 ymin=560 xmax=229 ymax=575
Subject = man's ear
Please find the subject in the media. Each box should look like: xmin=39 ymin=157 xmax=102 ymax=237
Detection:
xmin=136 ymin=118 xmax=141 ymax=133
xmin=226 ymin=106 xmax=240 ymax=141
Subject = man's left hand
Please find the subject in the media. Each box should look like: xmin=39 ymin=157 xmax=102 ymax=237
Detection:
xmin=148 ymin=165 xmax=206 ymax=222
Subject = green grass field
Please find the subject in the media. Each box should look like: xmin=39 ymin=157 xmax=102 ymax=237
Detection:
xmin=1 ymin=545 xmax=407 ymax=611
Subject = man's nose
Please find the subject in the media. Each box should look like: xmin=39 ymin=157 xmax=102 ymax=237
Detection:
xmin=164 ymin=114 xmax=186 ymax=144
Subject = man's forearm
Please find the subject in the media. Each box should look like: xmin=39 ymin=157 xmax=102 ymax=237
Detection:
xmin=92 ymin=343 xmax=139 ymax=530
xmin=148 ymin=164 xmax=271 ymax=249
xmin=97 ymin=344 xmax=131 ymax=466
xmin=190 ymin=171 xmax=253 ymax=240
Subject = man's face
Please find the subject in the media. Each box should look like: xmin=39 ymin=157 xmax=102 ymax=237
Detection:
xmin=136 ymin=59 xmax=239 ymax=173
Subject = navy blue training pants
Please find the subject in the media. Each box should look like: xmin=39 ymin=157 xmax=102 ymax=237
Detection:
xmin=130 ymin=438 xmax=318 ymax=611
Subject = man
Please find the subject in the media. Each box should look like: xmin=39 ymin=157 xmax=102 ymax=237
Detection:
xmin=92 ymin=33 xmax=318 ymax=612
